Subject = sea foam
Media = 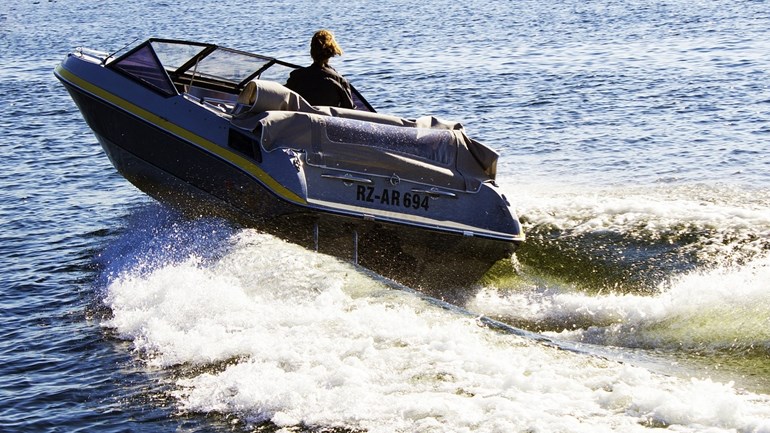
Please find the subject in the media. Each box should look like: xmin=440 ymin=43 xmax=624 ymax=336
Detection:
xmin=507 ymin=182 xmax=770 ymax=263
xmin=471 ymin=254 xmax=770 ymax=351
xmin=103 ymin=229 xmax=770 ymax=432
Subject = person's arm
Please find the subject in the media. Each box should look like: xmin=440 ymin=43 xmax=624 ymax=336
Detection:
xmin=339 ymin=79 xmax=355 ymax=109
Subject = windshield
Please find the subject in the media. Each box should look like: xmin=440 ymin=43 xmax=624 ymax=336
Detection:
xmin=108 ymin=38 xmax=374 ymax=111
xmin=110 ymin=39 xmax=291 ymax=93
xmin=171 ymin=46 xmax=275 ymax=83
xmin=151 ymin=41 xmax=208 ymax=71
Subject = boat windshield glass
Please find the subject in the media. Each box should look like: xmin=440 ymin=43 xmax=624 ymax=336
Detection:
xmin=151 ymin=41 xmax=208 ymax=70
xmin=325 ymin=117 xmax=455 ymax=165
xmin=188 ymin=48 xmax=273 ymax=83
xmin=151 ymin=40 xmax=293 ymax=86
xmin=111 ymin=43 xmax=177 ymax=95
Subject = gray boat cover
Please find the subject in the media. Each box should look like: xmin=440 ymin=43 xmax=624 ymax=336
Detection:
xmin=231 ymin=80 xmax=499 ymax=192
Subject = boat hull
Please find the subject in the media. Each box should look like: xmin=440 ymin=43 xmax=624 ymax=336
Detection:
xmin=62 ymin=80 xmax=299 ymax=222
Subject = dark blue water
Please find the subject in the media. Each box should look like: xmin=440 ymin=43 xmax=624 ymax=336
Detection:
xmin=2 ymin=1 xmax=770 ymax=431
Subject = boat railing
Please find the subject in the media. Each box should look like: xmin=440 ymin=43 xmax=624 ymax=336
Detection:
xmin=74 ymin=47 xmax=110 ymax=64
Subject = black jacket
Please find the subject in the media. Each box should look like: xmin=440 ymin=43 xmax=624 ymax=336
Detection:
xmin=286 ymin=63 xmax=355 ymax=108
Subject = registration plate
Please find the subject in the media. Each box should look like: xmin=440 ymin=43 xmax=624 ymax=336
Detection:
xmin=355 ymin=185 xmax=430 ymax=211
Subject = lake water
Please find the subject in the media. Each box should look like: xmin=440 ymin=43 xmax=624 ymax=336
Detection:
xmin=2 ymin=0 xmax=770 ymax=431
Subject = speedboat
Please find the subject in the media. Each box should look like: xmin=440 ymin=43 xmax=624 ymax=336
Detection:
xmin=54 ymin=38 xmax=524 ymax=292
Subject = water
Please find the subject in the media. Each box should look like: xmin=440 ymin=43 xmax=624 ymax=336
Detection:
xmin=2 ymin=0 xmax=770 ymax=431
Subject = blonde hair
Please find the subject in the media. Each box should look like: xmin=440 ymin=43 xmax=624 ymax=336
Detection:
xmin=310 ymin=29 xmax=343 ymax=64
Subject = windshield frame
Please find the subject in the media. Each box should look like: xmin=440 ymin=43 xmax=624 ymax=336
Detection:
xmin=107 ymin=38 xmax=375 ymax=111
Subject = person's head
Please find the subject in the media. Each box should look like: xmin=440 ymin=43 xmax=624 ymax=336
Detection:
xmin=310 ymin=29 xmax=343 ymax=65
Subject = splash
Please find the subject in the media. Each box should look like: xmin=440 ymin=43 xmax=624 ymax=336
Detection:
xmin=94 ymin=204 xmax=236 ymax=285
xmin=472 ymin=255 xmax=770 ymax=354
xmin=100 ymin=218 xmax=770 ymax=432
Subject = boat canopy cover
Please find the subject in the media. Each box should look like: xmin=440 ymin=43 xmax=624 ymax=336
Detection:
xmin=232 ymin=80 xmax=499 ymax=192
